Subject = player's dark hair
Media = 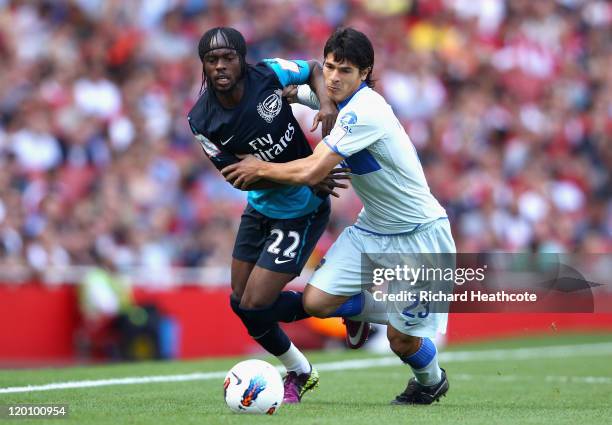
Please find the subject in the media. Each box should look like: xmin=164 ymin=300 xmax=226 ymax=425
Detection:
xmin=324 ymin=27 xmax=375 ymax=88
xmin=197 ymin=27 xmax=248 ymax=94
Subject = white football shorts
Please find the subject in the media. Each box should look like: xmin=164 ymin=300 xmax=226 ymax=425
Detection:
xmin=308 ymin=218 xmax=456 ymax=337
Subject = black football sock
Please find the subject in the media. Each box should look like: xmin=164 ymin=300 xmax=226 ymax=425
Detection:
xmin=269 ymin=290 xmax=310 ymax=322
xmin=229 ymin=295 xmax=292 ymax=356
xmin=237 ymin=291 xmax=309 ymax=324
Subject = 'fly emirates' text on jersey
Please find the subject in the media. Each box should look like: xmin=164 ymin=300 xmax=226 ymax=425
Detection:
xmin=188 ymin=59 xmax=324 ymax=219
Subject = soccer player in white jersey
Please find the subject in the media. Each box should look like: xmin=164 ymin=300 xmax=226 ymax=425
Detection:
xmin=222 ymin=27 xmax=455 ymax=405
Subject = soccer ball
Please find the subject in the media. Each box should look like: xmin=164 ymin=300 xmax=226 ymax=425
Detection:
xmin=223 ymin=359 xmax=284 ymax=415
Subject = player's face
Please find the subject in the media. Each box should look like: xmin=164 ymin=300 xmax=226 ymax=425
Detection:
xmin=323 ymin=54 xmax=369 ymax=104
xmin=202 ymin=48 xmax=242 ymax=92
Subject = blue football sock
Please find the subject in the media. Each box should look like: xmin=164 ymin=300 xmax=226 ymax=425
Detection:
xmin=330 ymin=293 xmax=365 ymax=317
xmin=400 ymin=338 xmax=442 ymax=386
xmin=328 ymin=291 xmax=388 ymax=324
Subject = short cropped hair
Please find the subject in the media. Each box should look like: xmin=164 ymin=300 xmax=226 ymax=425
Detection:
xmin=323 ymin=27 xmax=375 ymax=88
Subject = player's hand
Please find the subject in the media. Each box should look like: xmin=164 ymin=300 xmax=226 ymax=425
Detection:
xmin=311 ymin=167 xmax=351 ymax=198
xmin=282 ymin=85 xmax=298 ymax=103
xmin=221 ymin=155 xmax=262 ymax=190
xmin=311 ymin=102 xmax=337 ymax=137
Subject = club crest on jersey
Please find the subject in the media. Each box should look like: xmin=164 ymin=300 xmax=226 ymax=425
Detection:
xmin=339 ymin=111 xmax=357 ymax=132
xmin=257 ymin=89 xmax=283 ymax=123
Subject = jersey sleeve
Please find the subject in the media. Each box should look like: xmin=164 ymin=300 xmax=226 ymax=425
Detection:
xmin=296 ymin=84 xmax=320 ymax=110
xmin=263 ymin=58 xmax=310 ymax=87
xmin=188 ymin=121 xmax=239 ymax=171
xmin=323 ymin=110 xmax=385 ymax=158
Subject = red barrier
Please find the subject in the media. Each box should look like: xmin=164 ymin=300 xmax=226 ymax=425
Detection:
xmin=1 ymin=283 xmax=611 ymax=361
xmin=0 ymin=284 xmax=79 ymax=360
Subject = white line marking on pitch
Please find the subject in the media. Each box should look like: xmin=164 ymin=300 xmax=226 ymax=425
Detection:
xmin=450 ymin=373 xmax=612 ymax=385
xmin=1 ymin=342 xmax=611 ymax=394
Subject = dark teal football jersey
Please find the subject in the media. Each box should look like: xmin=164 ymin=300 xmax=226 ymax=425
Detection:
xmin=188 ymin=60 xmax=324 ymax=219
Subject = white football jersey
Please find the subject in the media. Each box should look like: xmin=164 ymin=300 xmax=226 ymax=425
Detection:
xmin=324 ymin=85 xmax=447 ymax=234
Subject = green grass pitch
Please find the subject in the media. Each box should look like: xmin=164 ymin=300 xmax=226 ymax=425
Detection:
xmin=1 ymin=333 xmax=611 ymax=425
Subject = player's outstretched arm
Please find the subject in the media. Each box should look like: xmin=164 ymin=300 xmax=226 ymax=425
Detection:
xmin=306 ymin=61 xmax=337 ymax=137
xmin=222 ymin=141 xmax=346 ymax=188
xmin=189 ymin=126 xmax=287 ymax=191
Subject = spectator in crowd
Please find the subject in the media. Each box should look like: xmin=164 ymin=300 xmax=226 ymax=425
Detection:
xmin=0 ymin=0 xmax=610 ymax=282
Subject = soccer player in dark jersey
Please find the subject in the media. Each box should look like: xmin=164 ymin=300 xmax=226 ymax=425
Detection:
xmin=187 ymin=27 xmax=345 ymax=403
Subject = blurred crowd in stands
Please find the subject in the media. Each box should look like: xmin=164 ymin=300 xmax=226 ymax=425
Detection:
xmin=0 ymin=0 xmax=610 ymax=281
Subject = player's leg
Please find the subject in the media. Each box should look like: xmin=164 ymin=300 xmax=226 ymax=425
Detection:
xmin=239 ymin=200 xmax=331 ymax=403
xmin=302 ymin=284 xmax=348 ymax=317
xmin=229 ymin=206 xmax=303 ymax=363
xmin=229 ymin=205 xmax=301 ymax=339
xmin=239 ymin=267 xmax=308 ymax=320
xmin=229 ymin=215 xmax=313 ymax=401
xmin=303 ymin=284 xmax=380 ymax=349
xmin=228 ymin=258 xmax=257 ymax=345
xmin=228 ymin=206 xmax=267 ymax=334
xmin=238 ymin=197 xmax=331 ymax=324
xmin=230 ymin=258 xmax=255 ymax=300
xmin=238 ymin=266 xmax=318 ymax=405
xmin=238 ymin=267 xmax=312 ymax=377
xmin=386 ymin=218 xmax=455 ymax=404
xmin=230 ymin=205 xmax=302 ymax=322
xmin=303 ymin=284 xmax=388 ymax=322
xmin=304 ymin=226 xmax=389 ymax=320
xmin=230 ymin=261 xmax=313 ymax=381
xmin=304 ymin=226 xmax=389 ymax=349
xmin=229 ymin=257 xmax=294 ymax=346
xmin=387 ymin=325 xmax=448 ymax=405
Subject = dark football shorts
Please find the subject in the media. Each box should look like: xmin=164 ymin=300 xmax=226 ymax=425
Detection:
xmin=232 ymin=198 xmax=331 ymax=275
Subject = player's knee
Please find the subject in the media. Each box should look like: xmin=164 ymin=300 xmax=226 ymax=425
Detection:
xmin=230 ymin=291 xmax=242 ymax=304
xmin=302 ymin=299 xmax=327 ymax=318
xmin=239 ymin=295 xmax=270 ymax=310
xmin=229 ymin=294 xmax=243 ymax=317
xmin=303 ymin=301 xmax=338 ymax=318
xmin=388 ymin=332 xmax=421 ymax=357
xmin=302 ymin=291 xmax=333 ymax=318
xmin=230 ymin=294 xmax=267 ymax=320
xmin=231 ymin=286 xmax=245 ymax=300
xmin=303 ymin=303 xmax=331 ymax=318
xmin=229 ymin=294 xmax=269 ymax=336
xmin=240 ymin=291 xmax=270 ymax=310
